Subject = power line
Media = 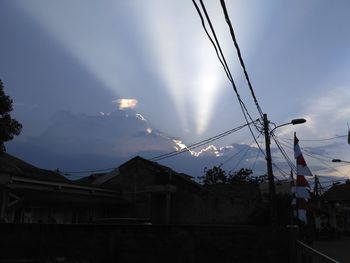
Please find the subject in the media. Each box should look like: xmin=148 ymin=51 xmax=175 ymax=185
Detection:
xmin=277 ymin=138 xmax=335 ymax=163
xmin=61 ymin=167 xmax=115 ymax=174
xmin=228 ymin=144 xmax=252 ymax=173
xmin=150 ymin=120 xmax=258 ymax=162
xmin=191 ymin=0 xmax=231 ymax=82
xmin=218 ymin=143 xmax=252 ymax=168
xmin=312 ymin=163 xmax=349 ymax=172
xmin=250 ymin=144 xmax=262 ymax=171
xmin=277 ymin=139 xmax=347 ymax=177
xmin=192 ymin=0 xmax=264 ymax=155
xmin=61 ymin=121 xmax=257 ymax=175
xmin=272 ymin=163 xmax=290 ymax=179
xmin=219 ymin=0 xmax=264 ymax=118
xmin=225 ymin=134 xmax=262 ymax=173
xmin=271 ymin=134 xmax=297 ymax=173
xmin=275 ymin=134 xmax=347 ymax=142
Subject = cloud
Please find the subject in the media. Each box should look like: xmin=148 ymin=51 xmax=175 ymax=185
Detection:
xmin=273 ymin=86 xmax=350 ymax=142
xmin=8 ymin=104 xmax=349 ymax=181
xmin=7 ymin=108 xmax=269 ymax=178
xmin=16 ymin=109 xmax=172 ymax=158
xmin=113 ymin=99 xmax=138 ymax=110
xmin=135 ymin=113 xmax=146 ymax=121
xmin=302 ymin=87 xmax=350 ymax=137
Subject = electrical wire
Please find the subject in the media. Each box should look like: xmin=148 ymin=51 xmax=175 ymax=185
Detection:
xmin=219 ymin=0 xmax=264 ymax=118
xmin=191 ymin=0 xmax=231 ymax=80
xmin=277 ymin=136 xmax=343 ymax=162
xmin=193 ymin=0 xmax=263 ymax=135
xmin=312 ymin=163 xmax=350 ymax=172
xmin=271 ymin=134 xmax=297 ymax=173
xmin=250 ymin=145 xmax=262 ymax=171
xmin=218 ymin=143 xmax=252 ymax=168
xmin=275 ymin=134 xmax=347 ymax=142
xmin=150 ymin=120 xmax=258 ymax=162
xmin=278 ymin=138 xmax=336 ymax=163
xmin=60 ymin=121 xmax=257 ymax=174
xmin=228 ymin=144 xmax=252 ymax=173
xmin=61 ymin=167 xmax=115 ymax=174
xmin=192 ymin=0 xmax=265 ymax=155
xmin=277 ymin=139 xmax=347 ymax=177
xmin=272 ymin=163 xmax=290 ymax=179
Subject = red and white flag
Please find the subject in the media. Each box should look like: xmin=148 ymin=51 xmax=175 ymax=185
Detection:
xmin=292 ymin=133 xmax=312 ymax=224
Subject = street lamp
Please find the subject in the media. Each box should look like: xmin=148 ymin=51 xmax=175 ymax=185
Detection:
xmin=332 ymin=159 xmax=350 ymax=164
xmin=270 ymin=118 xmax=307 ymax=134
xmin=263 ymin=114 xmax=307 ymax=224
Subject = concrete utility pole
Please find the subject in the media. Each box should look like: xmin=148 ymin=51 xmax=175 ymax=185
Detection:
xmin=314 ymin=175 xmax=319 ymax=197
xmin=263 ymin=113 xmax=276 ymax=224
xmin=263 ymin=114 xmax=306 ymax=225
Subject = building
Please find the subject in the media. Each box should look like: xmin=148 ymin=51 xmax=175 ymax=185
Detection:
xmin=79 ymin=156 xmax=262 ymax=224
xmin=0 ymin=153 xmax=128 ymax=223
xmin=260 ymin=179 xmax=293 ymax=196
xmin=0 ymin=153 xmax=263 ymax=225
xmin=318 ymin=181 xmax=350 ymax=232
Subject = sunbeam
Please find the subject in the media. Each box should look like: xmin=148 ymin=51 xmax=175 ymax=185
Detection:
xmin=15 ymin=0 xmax=261 ymax=137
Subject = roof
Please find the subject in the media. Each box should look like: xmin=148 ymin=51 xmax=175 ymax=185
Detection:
xmin=76 ymin=172 xmax=108 ymax=185
xmin=321 ymin=182 xmax=350 ymax=201
xmin=0 ymin=153 xmax=128 ymax=205
xmin=78 ymin=156 xmax=205 ymax=190
xmin=0 ymin=153 xmax=69 ymax=183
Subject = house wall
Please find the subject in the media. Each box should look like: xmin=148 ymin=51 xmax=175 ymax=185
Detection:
xmin=103 ymin=161 xmax=218 ymax=224
xmin=103 ymin=160 xmax=260 ymax=224
xmin=4 ymin=196 xmax=126 ymax=224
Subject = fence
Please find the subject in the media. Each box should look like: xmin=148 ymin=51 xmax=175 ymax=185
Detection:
xmin=297 ymin=240 xmax=339 ymax=263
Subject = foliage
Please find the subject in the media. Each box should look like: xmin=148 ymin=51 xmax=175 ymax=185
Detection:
xmin=0 ymin=80 xmax=22 ymax=153
xmin=200 ymin=166 xmax=267 ymax=186
xmin=200 ymin=166 xmax=227 ymax=185
xmin=227 ymin=168 xmax=254 ymax=185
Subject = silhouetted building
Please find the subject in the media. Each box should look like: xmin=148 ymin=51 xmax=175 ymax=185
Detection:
xmin=79 ymin=156 xmax=262 ymax=224
xmin=0 ymin=154 xmax=263 ymax=225
xmin=318 ymin=181 xmax=350 ymax=232
xmin=0 ymin=153 xmax=128 ymax=223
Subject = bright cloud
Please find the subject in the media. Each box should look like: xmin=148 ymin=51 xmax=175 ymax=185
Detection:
xmin=135 ymin=113 xmax=147 ymax=121
xmin=274 ymin=86 xmax=350 ymax=140
xmin=16 ymin=0 xmax=266 ymax=138
xmin=270 ymin=87 xmax=350 ymax=180
xmin=302 ymin=87 xmax=350 ymax=139
xmin=173 ymin=139 xmax=222 ymax=157
xmin=113 ymin=99 xmax=138 ymax=110
xmin=135 ymin=1 xmax=239 ymax=135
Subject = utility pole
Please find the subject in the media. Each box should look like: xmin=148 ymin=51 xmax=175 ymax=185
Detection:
xmin=314 ymin=175 xmax=319 ymax=197
xmin=263 ymin=113 xmax=276 ymax=224
xmin=262 ymin=115 xmax=306 ymax=224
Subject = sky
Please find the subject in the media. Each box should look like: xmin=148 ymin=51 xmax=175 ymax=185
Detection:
xmin=1 ymin=0 xmax=350 ymax=185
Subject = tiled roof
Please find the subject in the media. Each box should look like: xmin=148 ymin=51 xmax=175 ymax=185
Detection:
xmin=0 ymin=153 xmax=69 ymax=183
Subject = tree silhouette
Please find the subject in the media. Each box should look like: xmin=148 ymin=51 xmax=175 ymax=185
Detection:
xmin=200 ymin=166 xmax=227 ymax=186
xmin=200 ymin=166 xmax=267 ymax=186
xmin=0 ymin=80 xmax=22 ymax=153
xmin=227 ymin=168 xmax=254 ymax=185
